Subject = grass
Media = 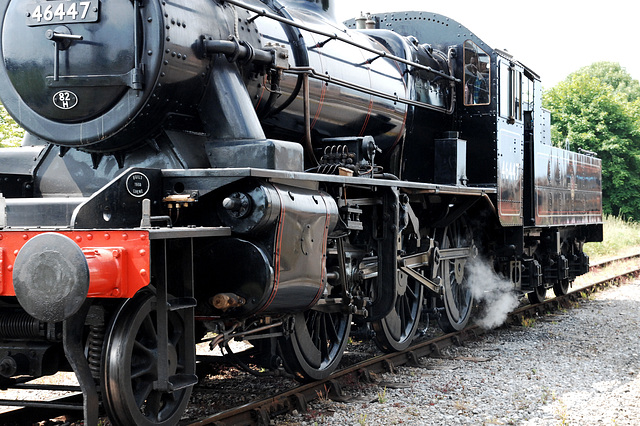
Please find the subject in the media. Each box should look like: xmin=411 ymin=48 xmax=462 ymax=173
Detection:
xmin=315 ymin=384 xmax=330 ymax=402
xmin=540 ymin=386 xmax=557 ymax=404
xmin=377 ymin=387 xmax=388 ymax=404
xmin=555 ymin=400 xmax=569 ymax=425
xmin=584 ymin=215 xmax=640 ymax=259
xmin=580 ymin=290 xmax=596 ymax=301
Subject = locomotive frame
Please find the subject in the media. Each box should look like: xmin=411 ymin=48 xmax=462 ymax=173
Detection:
xmin=0 ymin=0 xmax=601 ymax=424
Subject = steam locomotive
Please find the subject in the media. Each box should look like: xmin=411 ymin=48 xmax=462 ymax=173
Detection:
xmin=0 ymin=0 xmax=602 ymax=424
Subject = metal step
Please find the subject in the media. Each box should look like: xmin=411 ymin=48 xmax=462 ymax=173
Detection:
xmin=168 ymin=373 xmax=198 ymax=391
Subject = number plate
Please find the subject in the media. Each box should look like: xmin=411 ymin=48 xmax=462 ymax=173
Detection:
xmin=26 ymin=1 xmax=99 ymax=27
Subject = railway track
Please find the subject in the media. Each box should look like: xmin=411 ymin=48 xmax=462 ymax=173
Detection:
xmin=590 ymin=251 xmax=640 ymax=268
xmin=0 ymin=253 xmax=639 ymax=426
xmin=184 ymin=252 xmax=640 ymax=425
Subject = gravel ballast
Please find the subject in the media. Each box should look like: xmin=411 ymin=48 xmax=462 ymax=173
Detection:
xmin=278 ymin=279 xmax=640 ymax=425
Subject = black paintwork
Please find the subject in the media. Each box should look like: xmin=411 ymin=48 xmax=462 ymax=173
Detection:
xmin=0 ymin=1 xmax=604 ymax=422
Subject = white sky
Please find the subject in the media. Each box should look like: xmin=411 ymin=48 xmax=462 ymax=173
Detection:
xmin=334 ymin=1 xmax=640 ymax=89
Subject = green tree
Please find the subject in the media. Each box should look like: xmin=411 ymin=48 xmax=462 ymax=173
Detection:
xmin=0 ymin=104 xmax=23 ymax=147
xmin=543 ymin=65 xmax=640 ymax=220
xmin=574 ymin=62 xmax=640 ymax=102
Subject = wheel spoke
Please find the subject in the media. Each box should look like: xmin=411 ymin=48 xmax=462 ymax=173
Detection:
xmin=158 ymin=392 xmax=179 ymax=421
xmin=316 ymin=316 xmax=326 ymax=361
xmin=144 ymin=390 xmax=163 ymax=421
xmin=133 ymin=339 xmax=156 ymax=358
xmin=400 ymin=296 xmax=410 ymax=330
xmin=306 ymin=311 xmax=315 ymax=343
xmin=140 ymin=315 xmax=157 ymax=342
xmin=312 ymin=312 xmax=322 ymax=350
xmin=133 ymin=380 xmax=154 ymax=409
xmin=405 ymin=285 xmax=416 ymax=302
xmin=131 ymin=360 xmax=154 ymax=380
xmin=325 ymin=314 xmax=339 ymax=343
xmin=168 ymin=322 xmax=184 ymax=347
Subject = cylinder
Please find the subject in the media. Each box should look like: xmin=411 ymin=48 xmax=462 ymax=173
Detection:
xmin=203 ymin=181 xmax=339 ymax=316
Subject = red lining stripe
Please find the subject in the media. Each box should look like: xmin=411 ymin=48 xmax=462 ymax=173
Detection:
xmin=359 ymin=99 xmax=374 ymax=136
xmin=254 ymin=75 xmax=268 ymax=111
xmin=310 ymin=83 xmax=327 ymax=129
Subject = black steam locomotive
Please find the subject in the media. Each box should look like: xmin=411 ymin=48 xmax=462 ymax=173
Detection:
xmin=0 ymin=0 xmax=602 ymax=424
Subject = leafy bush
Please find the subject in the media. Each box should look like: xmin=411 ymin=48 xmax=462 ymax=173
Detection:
xmin=0 ymin=104 xmax=23 ymax=147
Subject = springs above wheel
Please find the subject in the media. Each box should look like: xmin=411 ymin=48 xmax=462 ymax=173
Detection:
xmin=0 ymin=312 xmax=44 ymax=339
xmin=87 ymin=323 xmax=105 ymax=379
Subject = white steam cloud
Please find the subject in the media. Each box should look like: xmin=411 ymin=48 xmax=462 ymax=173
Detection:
xmin=467 ymin=259 xmax=519 ymax=329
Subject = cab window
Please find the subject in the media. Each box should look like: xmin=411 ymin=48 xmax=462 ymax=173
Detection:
xmin=463 ymin=40 xmax=491 ymax=105
xmin=499 ymin=59 xmax=523 ymax=123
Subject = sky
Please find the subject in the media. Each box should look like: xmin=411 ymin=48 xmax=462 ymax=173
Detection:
xmin=334 ymin=1 xmax=640 ymax=89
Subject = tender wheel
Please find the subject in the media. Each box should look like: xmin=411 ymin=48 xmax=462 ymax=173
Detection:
xmin=102 ymin=290 xmax=194 ymax=425
xmin=279 ymin=309 xmax=352 ymax=382
xmin=372 ymin=269 xmax=424 ymax=352
xmin=528 ymin=285 xmax=547 ymax=304
xmin=437 ymin=218 xmax=474 ymax=333
xmin=553 ymin=279 xmax=570 ymax=297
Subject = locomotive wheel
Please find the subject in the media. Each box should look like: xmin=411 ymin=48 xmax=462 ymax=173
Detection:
xmin=527 ymin=285 xmax=547 ymax=304
xmin=372 ymin=269 xmax=424 ymax=352
xmin=553 ymin=279 xmax=570 ymax=297
xmin=279 ymin=309 xmax=352 ymax=382
xmin=436 ymin=218 xmax=474 ymax=333
xmin=102 ymin=290 xmax=194 ymax=426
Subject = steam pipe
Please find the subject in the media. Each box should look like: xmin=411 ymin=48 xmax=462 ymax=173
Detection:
xmin=199 ymin=59 xmax=266 ymax=140
xmin=222 ymin=0 xmax=460 ymax=82
xmin=203 ymin=38 xmax=273 ymax=64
